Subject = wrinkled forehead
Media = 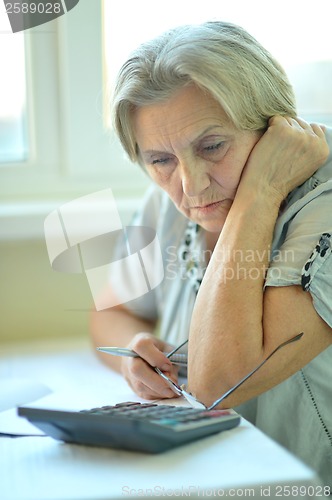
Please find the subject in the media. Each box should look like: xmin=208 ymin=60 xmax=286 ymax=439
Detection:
xmin=132 ymin=85 xmax=233 ymax=149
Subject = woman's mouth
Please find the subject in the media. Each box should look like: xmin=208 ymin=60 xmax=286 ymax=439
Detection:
xmin=193 ymin=200 xmax=224 ymax=214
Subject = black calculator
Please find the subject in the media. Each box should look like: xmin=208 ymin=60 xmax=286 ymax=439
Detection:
xmin=18 ymin=402 xmax=240 ymax=453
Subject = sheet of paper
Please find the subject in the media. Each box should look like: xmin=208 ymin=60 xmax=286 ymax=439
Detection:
xmin=0 ymin=408 xmax=46 ymax=436
xmin=0 ymin=378 xmax=52 ymax=412
xmin=0 ymin=379 xmax=54 ymax=436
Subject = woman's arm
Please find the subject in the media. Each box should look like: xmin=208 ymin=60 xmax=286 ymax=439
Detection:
xmin=90 ymin=304 xmax=156 ymax=372
xmin=90 ymin=301 xmax=180 ymax=399
xmin=188 ymin=116 xmax=332 ymax=408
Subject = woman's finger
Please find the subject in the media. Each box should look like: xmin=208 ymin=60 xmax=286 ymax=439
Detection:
xmin=310 ymin=122 xmax=326 ymax=136
xmin=126 ymin=357 xmax=179 ymax=398
xmin=129 ymin=334 xmax=173 ymax=372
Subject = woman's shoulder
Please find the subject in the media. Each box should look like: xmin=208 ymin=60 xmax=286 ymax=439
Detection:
xmin=311 ymin=126 xmax=332 ymax=184
xmin=279 ymin=126 xmax=332 ymax=222
xmin=270 ymin=128 xmax=332 ymax=266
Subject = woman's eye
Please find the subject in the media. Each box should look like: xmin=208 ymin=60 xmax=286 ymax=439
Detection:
xmin=203 ymin=141 xmax=224 ymax=153
xmin=151 ymin=157 xmax=171 ymax=165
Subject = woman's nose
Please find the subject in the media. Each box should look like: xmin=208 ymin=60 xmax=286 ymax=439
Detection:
xmin=180 ymin=158 xmax=211 ymax=197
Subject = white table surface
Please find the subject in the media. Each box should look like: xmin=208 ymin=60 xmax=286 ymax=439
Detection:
xmin=0 ymin=336 xmax=326 ymax=500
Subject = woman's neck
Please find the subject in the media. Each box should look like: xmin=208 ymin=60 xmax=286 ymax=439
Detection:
xmin=204 ymin=230 xmax=220 ymax=255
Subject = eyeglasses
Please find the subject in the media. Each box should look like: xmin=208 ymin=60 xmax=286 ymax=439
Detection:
xmin=155 ymin=332 xmax=304 ymax=410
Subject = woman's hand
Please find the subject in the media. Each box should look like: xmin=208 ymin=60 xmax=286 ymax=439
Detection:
xmin=121 ymin=332 xmax=180 ymax=400
xmin=240 ymin=116 xmax=329 ymax=204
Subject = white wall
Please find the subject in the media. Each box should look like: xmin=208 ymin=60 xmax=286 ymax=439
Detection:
xmin=0 ymin=239 xmax=91 ymax=342
xmin=0 ymin=201 xmax=141 ymax=343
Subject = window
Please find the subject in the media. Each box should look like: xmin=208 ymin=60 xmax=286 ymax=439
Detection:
xmin=0 ymin=1 xmax=149 ymax=240
xmin=0 ymin=1 xmax=149 ymax=209
xmin=0 ymin=35 xmax=29 ymax=163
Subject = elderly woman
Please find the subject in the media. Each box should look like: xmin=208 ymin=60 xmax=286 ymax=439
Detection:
xmin=91 ymin=22 xmax=332 ymax=484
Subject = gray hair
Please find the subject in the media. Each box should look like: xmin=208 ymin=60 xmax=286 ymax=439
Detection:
xmin=112 ymin=21 xmax=296 ymax=162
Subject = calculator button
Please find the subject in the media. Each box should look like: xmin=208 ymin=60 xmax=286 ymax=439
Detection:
xmin=114 ymin=402 xmax=143 ymax=408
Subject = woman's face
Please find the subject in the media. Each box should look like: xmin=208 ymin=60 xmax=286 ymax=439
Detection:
xmin=133 ymin=85 xmax=262 ymax=234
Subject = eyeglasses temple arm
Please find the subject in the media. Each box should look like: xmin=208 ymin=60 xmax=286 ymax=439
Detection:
xmin=166 ymin=339 xmax=189 ymax=359
xmin=207 ymin=332 xmax=304 ymax=410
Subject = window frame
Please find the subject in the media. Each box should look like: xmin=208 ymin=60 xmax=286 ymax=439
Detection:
xmin=0 ymin=0 xmax=149 ymax=203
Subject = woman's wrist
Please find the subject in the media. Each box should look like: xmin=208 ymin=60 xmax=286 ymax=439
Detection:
xmin=231 ymin=181 xmax=283 ymax=229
